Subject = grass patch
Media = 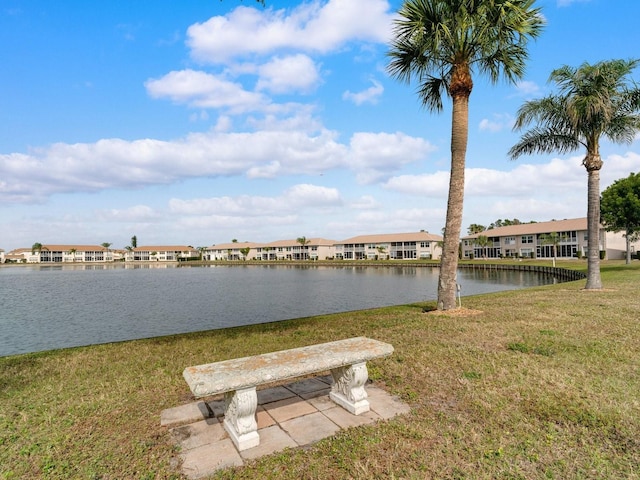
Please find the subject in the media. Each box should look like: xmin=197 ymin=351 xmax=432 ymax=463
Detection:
xmin=1 ymin=261 xmax=640 ymax=479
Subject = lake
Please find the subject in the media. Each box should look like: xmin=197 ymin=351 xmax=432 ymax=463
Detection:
xmin=0 ymin=264 xmax=558 ymax=357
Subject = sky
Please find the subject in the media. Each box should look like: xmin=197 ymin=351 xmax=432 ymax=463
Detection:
xmin=2 ymin=0 xmax=640 ymax=252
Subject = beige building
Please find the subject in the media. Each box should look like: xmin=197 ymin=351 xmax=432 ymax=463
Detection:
xmin=124 ymin=246 xmax=200 ymax=262
xmin=461 ymin=218 xmax=605 ymax=260
xmin=334 ymin=231 xmax=443 ymax=260
xmin=206 ymin=242 xmax=261 ymax=261
xmin=4 ymin=245 xmax=115 ymax=263
xmin=206 ymin=238 xmax=336 ymax=261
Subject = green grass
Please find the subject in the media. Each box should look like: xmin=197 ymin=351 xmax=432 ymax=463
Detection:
xmin=2 ymin=261 xmax=639 ymax=479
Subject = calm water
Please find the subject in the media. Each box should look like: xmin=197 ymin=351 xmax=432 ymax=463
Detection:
xmin=0 ymin=264 xmax=557 ymax=356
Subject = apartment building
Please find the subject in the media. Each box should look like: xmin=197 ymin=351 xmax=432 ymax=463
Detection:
xmin=206 ymin=239 xmax=336 ymax=261
xmin=4 ymin=245 xmax=115 ymax=263
xmin=461 ymin=218 xmax=602 ymax=259
xmin=334 ymin=231 xmax=443 ymax=260
xmin=124 ymin=246 xmax=200 ymax=262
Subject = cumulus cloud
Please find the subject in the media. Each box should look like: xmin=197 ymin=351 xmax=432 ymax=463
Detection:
xmin=186 ymin=0 xmax=393 ymax=64
xmin=348 ymin=131 xmax=436 ymax=184
xmin=512 ymin=80 xmax=542 ymax=98
xmin=384 ymin=156 xmax=587 ymax=199
xmin=343 ymin=79 xmax=384 ymax=105
xmin=168 ymin=183 xmax=341 ymax=217
xmin=256 ymin=54 xmax=322 ymax=94
xmin=478 ymin=113 xmax=513 ymax=133
xmin=145 ymin=69 xmax=270 ymax=113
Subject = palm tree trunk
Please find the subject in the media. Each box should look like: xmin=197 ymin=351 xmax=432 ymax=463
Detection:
xmin=437 ymin=94 xmax=469 ymax=310
xmin=585 ymin=159 xmax=603 ymax=289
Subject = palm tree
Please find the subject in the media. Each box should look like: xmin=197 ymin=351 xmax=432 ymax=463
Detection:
xmin=67 ymin=248 xmax=77 ymax=262
xmin=475 ymin=235 xmax=491 ymax=260
xmin=538 ymin=232 xmax=564 ymax=267
xmin=510 ymin=59 xmax=640 ymax=289
xmin=387 ymin=0 xmax=544 ymax=310
xmin=296 ymin=236 xmax=311 ymax=260
xmin=31 ymin=242 xmax=47 ymax=262
xmin=101 ymin=242 xmax=112 ymax=262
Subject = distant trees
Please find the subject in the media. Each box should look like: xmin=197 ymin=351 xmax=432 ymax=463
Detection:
xmin=467 ymin=224 xmax=486 ymax=235
xmin=488 ymin=219 xmax=524 ymax=229
xmin=601 ymin=172 xmax=640 ymax=264
xmin=131 ymin=236 xmax=137 ymax=248
xmin=510 ymin=59 xmax=640 ymax=289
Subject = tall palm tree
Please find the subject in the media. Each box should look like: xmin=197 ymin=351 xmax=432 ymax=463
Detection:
xmin=296 ymin=236 xmax=311 ymax=260
xmin=475 ymin=235 xmax=491 ymax=260
xmin=388 ymin=0 xmax=544 ymax=310
xmin=101 ymin=242 xmax=112 ymax=262
xmin=510 ymin=59 xmax=640 ymax=289
xmin=538 ymin=232 xmax=564 ymax=267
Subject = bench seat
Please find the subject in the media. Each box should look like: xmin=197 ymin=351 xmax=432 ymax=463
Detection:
xmin=183 ymin=337 xmax=393 ymax=450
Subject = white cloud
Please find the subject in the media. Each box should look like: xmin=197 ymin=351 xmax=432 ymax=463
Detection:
xmin=384 ymin=171 xmax=450 ymax=197
xmin=256 ymin=54 xmax=322 ymax=94
xmin=349 ymin=131 xmax=436 ymax=184
xmin=557 ymin=0 xmax=591 ymax=6
xmin=145 ymin=69 xmax=269 ymax=113
xmin=350 ymin=195 xmax=380 ymax=209
xmin=97 ymin=205 xmax=160 ymax=222
xmin=343 ymin=79 xmax=384 ymax=105
xmin=168 ymin=183 xmax=341 ymax=217
xmin=186 ymin=0 xmax=393 ymax=64
xmin=513 ymin=80 xmax=542 ymax=97
xmin=478 ymin=113 xmax=513 ymax=133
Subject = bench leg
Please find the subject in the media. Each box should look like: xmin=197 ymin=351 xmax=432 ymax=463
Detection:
xmin=223 ymin=387 xmax=259 ymax=451
xmin=329 ymin=361 xmax=370 ymax=415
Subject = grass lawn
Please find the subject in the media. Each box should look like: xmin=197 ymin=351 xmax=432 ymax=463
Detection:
xmin=1 ymin=261 xmax=639 ymax=479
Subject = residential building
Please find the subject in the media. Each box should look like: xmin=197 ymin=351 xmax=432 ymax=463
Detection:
xmin=256 ymin=238 xmax=336 ymax=261
xmin=124 ymin=246 xmax=200 ymax=262
xmin=205 ymin=242 xmax=261 ymax=261
xmin=0 ymin=249 xmax=4 ymax=263
xmin=461 ymin=218 xmax=605 ymax=259
xmin=3 ymin=245 xmax=115 ymax=263
xmin=334 ymin=232 xmax=443 ymax=260
xmin=604 ymin=231 xmax=640 ymax=260
xmin=206 ymin=239 xmax=337 ymax=261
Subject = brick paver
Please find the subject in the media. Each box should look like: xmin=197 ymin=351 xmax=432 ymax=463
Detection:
xmin=164 ymin=378 xmax=409 ymax=478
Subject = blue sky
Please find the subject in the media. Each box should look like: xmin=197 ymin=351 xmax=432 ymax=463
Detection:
xmin=2 ymin=0 xmax=640 ymax=251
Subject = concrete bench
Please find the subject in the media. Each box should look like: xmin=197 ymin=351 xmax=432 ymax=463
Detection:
xmin=182 ymin=337 xmax=394 ymax=451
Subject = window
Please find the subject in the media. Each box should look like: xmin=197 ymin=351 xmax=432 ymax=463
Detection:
xmin=504 ymin=236 xmax=516 ymax=245
xmin=420 ymin=242 xmax=430 ymax=248
xmin=522 ymin=235 xmax=534 ymax=244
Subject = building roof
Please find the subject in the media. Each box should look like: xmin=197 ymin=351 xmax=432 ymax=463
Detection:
xmin=208 ymin=242 xmax=261 ymax=251
xmin=24 ymin=244 xmax=110 ymax=252
xmin=462 ymin=218 xmax=588 ymax=240
xmin=336 ymin=232 xmax=443 ymax=245
xmin=262 ymin=238 xmax=337 ymax=248
xmin=132 ymin=246 xmax=198 ymax=252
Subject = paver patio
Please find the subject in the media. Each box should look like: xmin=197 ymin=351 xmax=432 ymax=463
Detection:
xmin=161 ymin=375 xmax=409 ymax=479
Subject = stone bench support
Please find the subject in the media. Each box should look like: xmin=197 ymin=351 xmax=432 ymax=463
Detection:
xmin=183 ymin=337 xmax=393 ymax=451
